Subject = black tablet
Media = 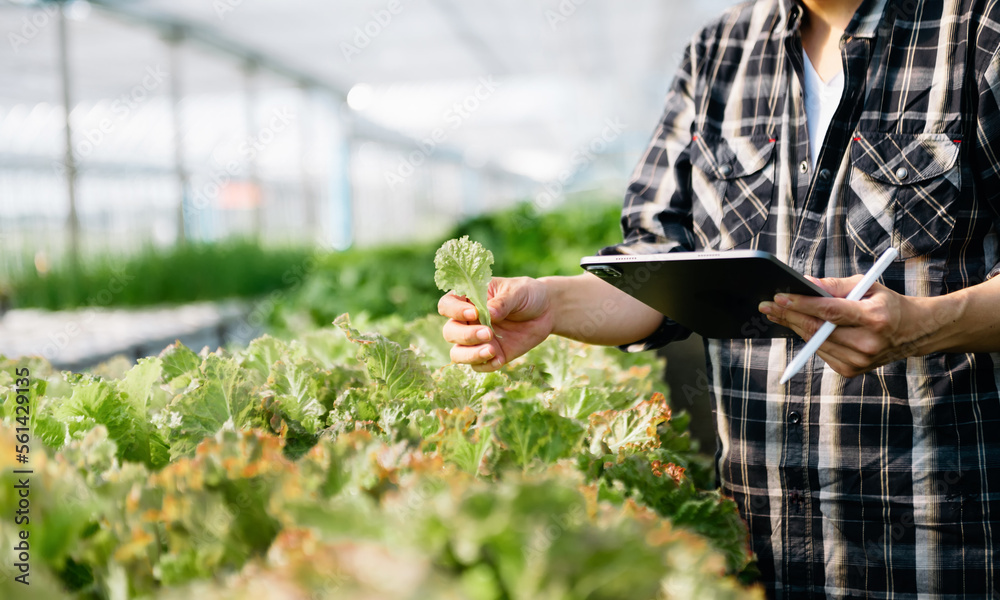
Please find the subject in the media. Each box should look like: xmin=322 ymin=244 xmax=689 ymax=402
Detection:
xmin=580 ymin=251 xmax=831 ymax=339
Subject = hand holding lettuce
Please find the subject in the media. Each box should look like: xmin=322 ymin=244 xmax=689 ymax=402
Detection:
xmin=434 ymin=236 xmax=496 ymax=333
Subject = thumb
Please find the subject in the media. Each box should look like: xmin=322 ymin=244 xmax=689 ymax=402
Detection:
xmin=486 ymin=277 xmax=525 ymax=322
xmin=486 ymin=291 xmax=515 ymax=322
xmin=811 ymin=274 xmax=866 ymax=298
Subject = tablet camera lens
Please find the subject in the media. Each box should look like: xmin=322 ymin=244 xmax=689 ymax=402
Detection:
xmin=587 ymin=265 xmax=622 ymax=278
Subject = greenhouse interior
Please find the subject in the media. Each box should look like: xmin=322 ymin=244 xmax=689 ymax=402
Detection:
xmin=0 ymin=0 xmax=778 ymax=598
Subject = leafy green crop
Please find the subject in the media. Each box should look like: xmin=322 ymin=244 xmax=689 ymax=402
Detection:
xmin=434 ymin=235 xmax=495 ymax=332
xmin=266 ymin=198 xmax=625 ymax=332
xmin=5 ymin=238 xmax=314 ymax=311
xmin=0 ymin=315 xmax=760 ymax=599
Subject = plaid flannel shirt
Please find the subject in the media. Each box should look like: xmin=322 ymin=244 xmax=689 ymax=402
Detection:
xmin=601 ymin=0 xmax=1000 ymax=597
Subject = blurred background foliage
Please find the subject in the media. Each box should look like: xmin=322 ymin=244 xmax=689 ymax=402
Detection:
xmin=4 ymin=196 xmax=623 ymax=326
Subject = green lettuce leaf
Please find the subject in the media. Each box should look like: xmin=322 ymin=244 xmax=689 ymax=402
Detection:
xmin=587 ymin=393 xmax=671 ymax=456
xmin=115 ymin=357 xmax=170 ymax=468
xmin=158 ymin=342 xmax=201 ymax=384
xmin=588 ymin=451 xmax=752 ymax=574
xmin=423 ymin=407 xmax=493 ymax=475
xmin=494 ymin=399 xmax=585 ymax=468
xmin=433 ymin=236 xmax=494 ymax=332
xmin=263 ymin=357 xmax=328 ymax=437
xmin=430 ymin=363 xmax=506 ymax=410
xmin=165 ymin=354 xmax=255 ymax=458
xmin=335 ymin=314 xmax=431 ymax=401
xmin=56 ymin=376 xmax=169 ymax=469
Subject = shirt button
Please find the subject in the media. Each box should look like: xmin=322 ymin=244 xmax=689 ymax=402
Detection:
xmin=895 ymin=167 xmax=909 ymax=180
xmin=718 ymin=164 xmax=733 ymax=177
xmin=788 ymin=411 xmax=802 ymax=425
xmin=799 ymin=160 xmax=809 ymax=174
xmin=818 ymin=168 xmax=831 ymax=181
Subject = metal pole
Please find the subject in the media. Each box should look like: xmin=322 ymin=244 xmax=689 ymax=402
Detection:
xmin=56 ymin=1 xmax=80 ymax=265
xmin=244 ymin=60 xmax=262 ymax=240
xmin=299 ymin=84 xmax=318 ymax=242
xmin=332 ymin=101 xmax=355 ymax=250
xmin=167 ymin=28 xmax=188 ymax=245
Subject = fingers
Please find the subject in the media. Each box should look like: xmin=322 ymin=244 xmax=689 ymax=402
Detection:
xmin=442 ymin=318 xmax=493 ymax=346
xmin=762 ymin=282 xmax=890 ymax=330
xmin=811 ymin=274 xmax=867 ymax=298
xmin=760 ymin=300 xmax=819 ymax=335
xmin=486 ymin=277 xmax=518 ymax=321
xmin=438 ymin=278 xmax=540 ymax=373
xmin=449 ymin=341 xmax=504 ymax=372
xmin=440 ymin=279 xmax=512 ymax=323
xmin=814 ymin=343 xmax=893 ymax=378
xmin=814 ymin=348 xmax=866 ymax=379
xmin=438 ymin=292 xmax=479 ymax=322
xmin=771 ymin=274 xmax=876 ymax=325
xmin=440 ymin=294 xmax=502 ymax=369
xmin=449 ymin=342 xmax=498 ymax=365
xmin=769 ymin=294 xmax=868 ymax=327
xmin=765 ymin=300 xmax=884 ymax=351
xmin=811 ymin=336 xmax=880 ymax=372
xmin=486 ymin=295 xmax=508 ymax=323
xmin=769 ymin=308 xmax=892 ymax=377
xmin=471 ymin=358 xmax=504 ymax=373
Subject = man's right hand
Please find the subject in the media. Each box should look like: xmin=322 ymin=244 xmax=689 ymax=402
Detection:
xmin=438 ymin=276 xmax=554 ymax=372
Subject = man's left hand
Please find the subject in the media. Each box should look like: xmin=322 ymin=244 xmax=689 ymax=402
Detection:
xmin=758 ymin=276 xmax=936 ymax=378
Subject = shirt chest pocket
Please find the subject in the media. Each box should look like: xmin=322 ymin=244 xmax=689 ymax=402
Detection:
xmin=846 ymin=133 xmax=961 ymax=260
xmin=689 ymin=133 xmax=777 ymax=251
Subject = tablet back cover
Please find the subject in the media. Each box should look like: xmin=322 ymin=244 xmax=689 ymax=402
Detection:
xmin=580 ymin=251 xmax=830 ymax=339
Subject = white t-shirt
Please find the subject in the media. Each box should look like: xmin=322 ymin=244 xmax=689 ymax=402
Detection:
xmin=802 ymin=51 xmax=844 ymax=169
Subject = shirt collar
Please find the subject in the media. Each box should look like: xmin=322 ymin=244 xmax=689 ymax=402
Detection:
xmin=778 ymin=0 xmax=889 ymax=39
xmin=847 ymin=0 xmax=889 ymax=38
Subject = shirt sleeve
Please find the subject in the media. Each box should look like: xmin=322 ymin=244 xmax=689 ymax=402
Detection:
xmin=988 ymin=263 xmax=1000 ymax=281
xmin=598 ymin=36 xmax=702 ymax=351
xmin=971 ymin=41 xmax=1000 ymax=279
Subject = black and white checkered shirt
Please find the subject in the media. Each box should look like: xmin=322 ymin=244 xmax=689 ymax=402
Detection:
xmin=602 ymin=0 xmax=1000 ymax=596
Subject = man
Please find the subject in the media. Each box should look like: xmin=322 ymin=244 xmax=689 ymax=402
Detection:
xmin=439 ymin=0 xmax=1000 ymax=596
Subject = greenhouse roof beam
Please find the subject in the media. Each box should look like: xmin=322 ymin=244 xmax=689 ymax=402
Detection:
xmin=83 ymin=0 xmax=523 ymax=175
xmin=430 ymin=0 xmax=511 ymax=77
xmin=85 ymin=0 xmax=350 ymax=99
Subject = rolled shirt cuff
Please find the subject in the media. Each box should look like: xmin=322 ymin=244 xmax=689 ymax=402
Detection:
xmin=988 ymin=262 xmax=1000 ymax=281
xmin=596 ymin=242 xmax=692 ymax=351
xmin=616 ymin=313 xmax=692 ymax=353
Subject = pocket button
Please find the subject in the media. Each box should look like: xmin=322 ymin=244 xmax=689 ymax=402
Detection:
xmin=719 ymin=164 xmax=733 ymax=177
xmin=895 ymin=167 xmax=909 ymax=180
xmin=799 ymin=161 xmax=809 ymax=174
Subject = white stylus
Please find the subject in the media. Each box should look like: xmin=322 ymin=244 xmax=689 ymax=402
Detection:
xmin=779 ymin=246 xmax=899 ymax=384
